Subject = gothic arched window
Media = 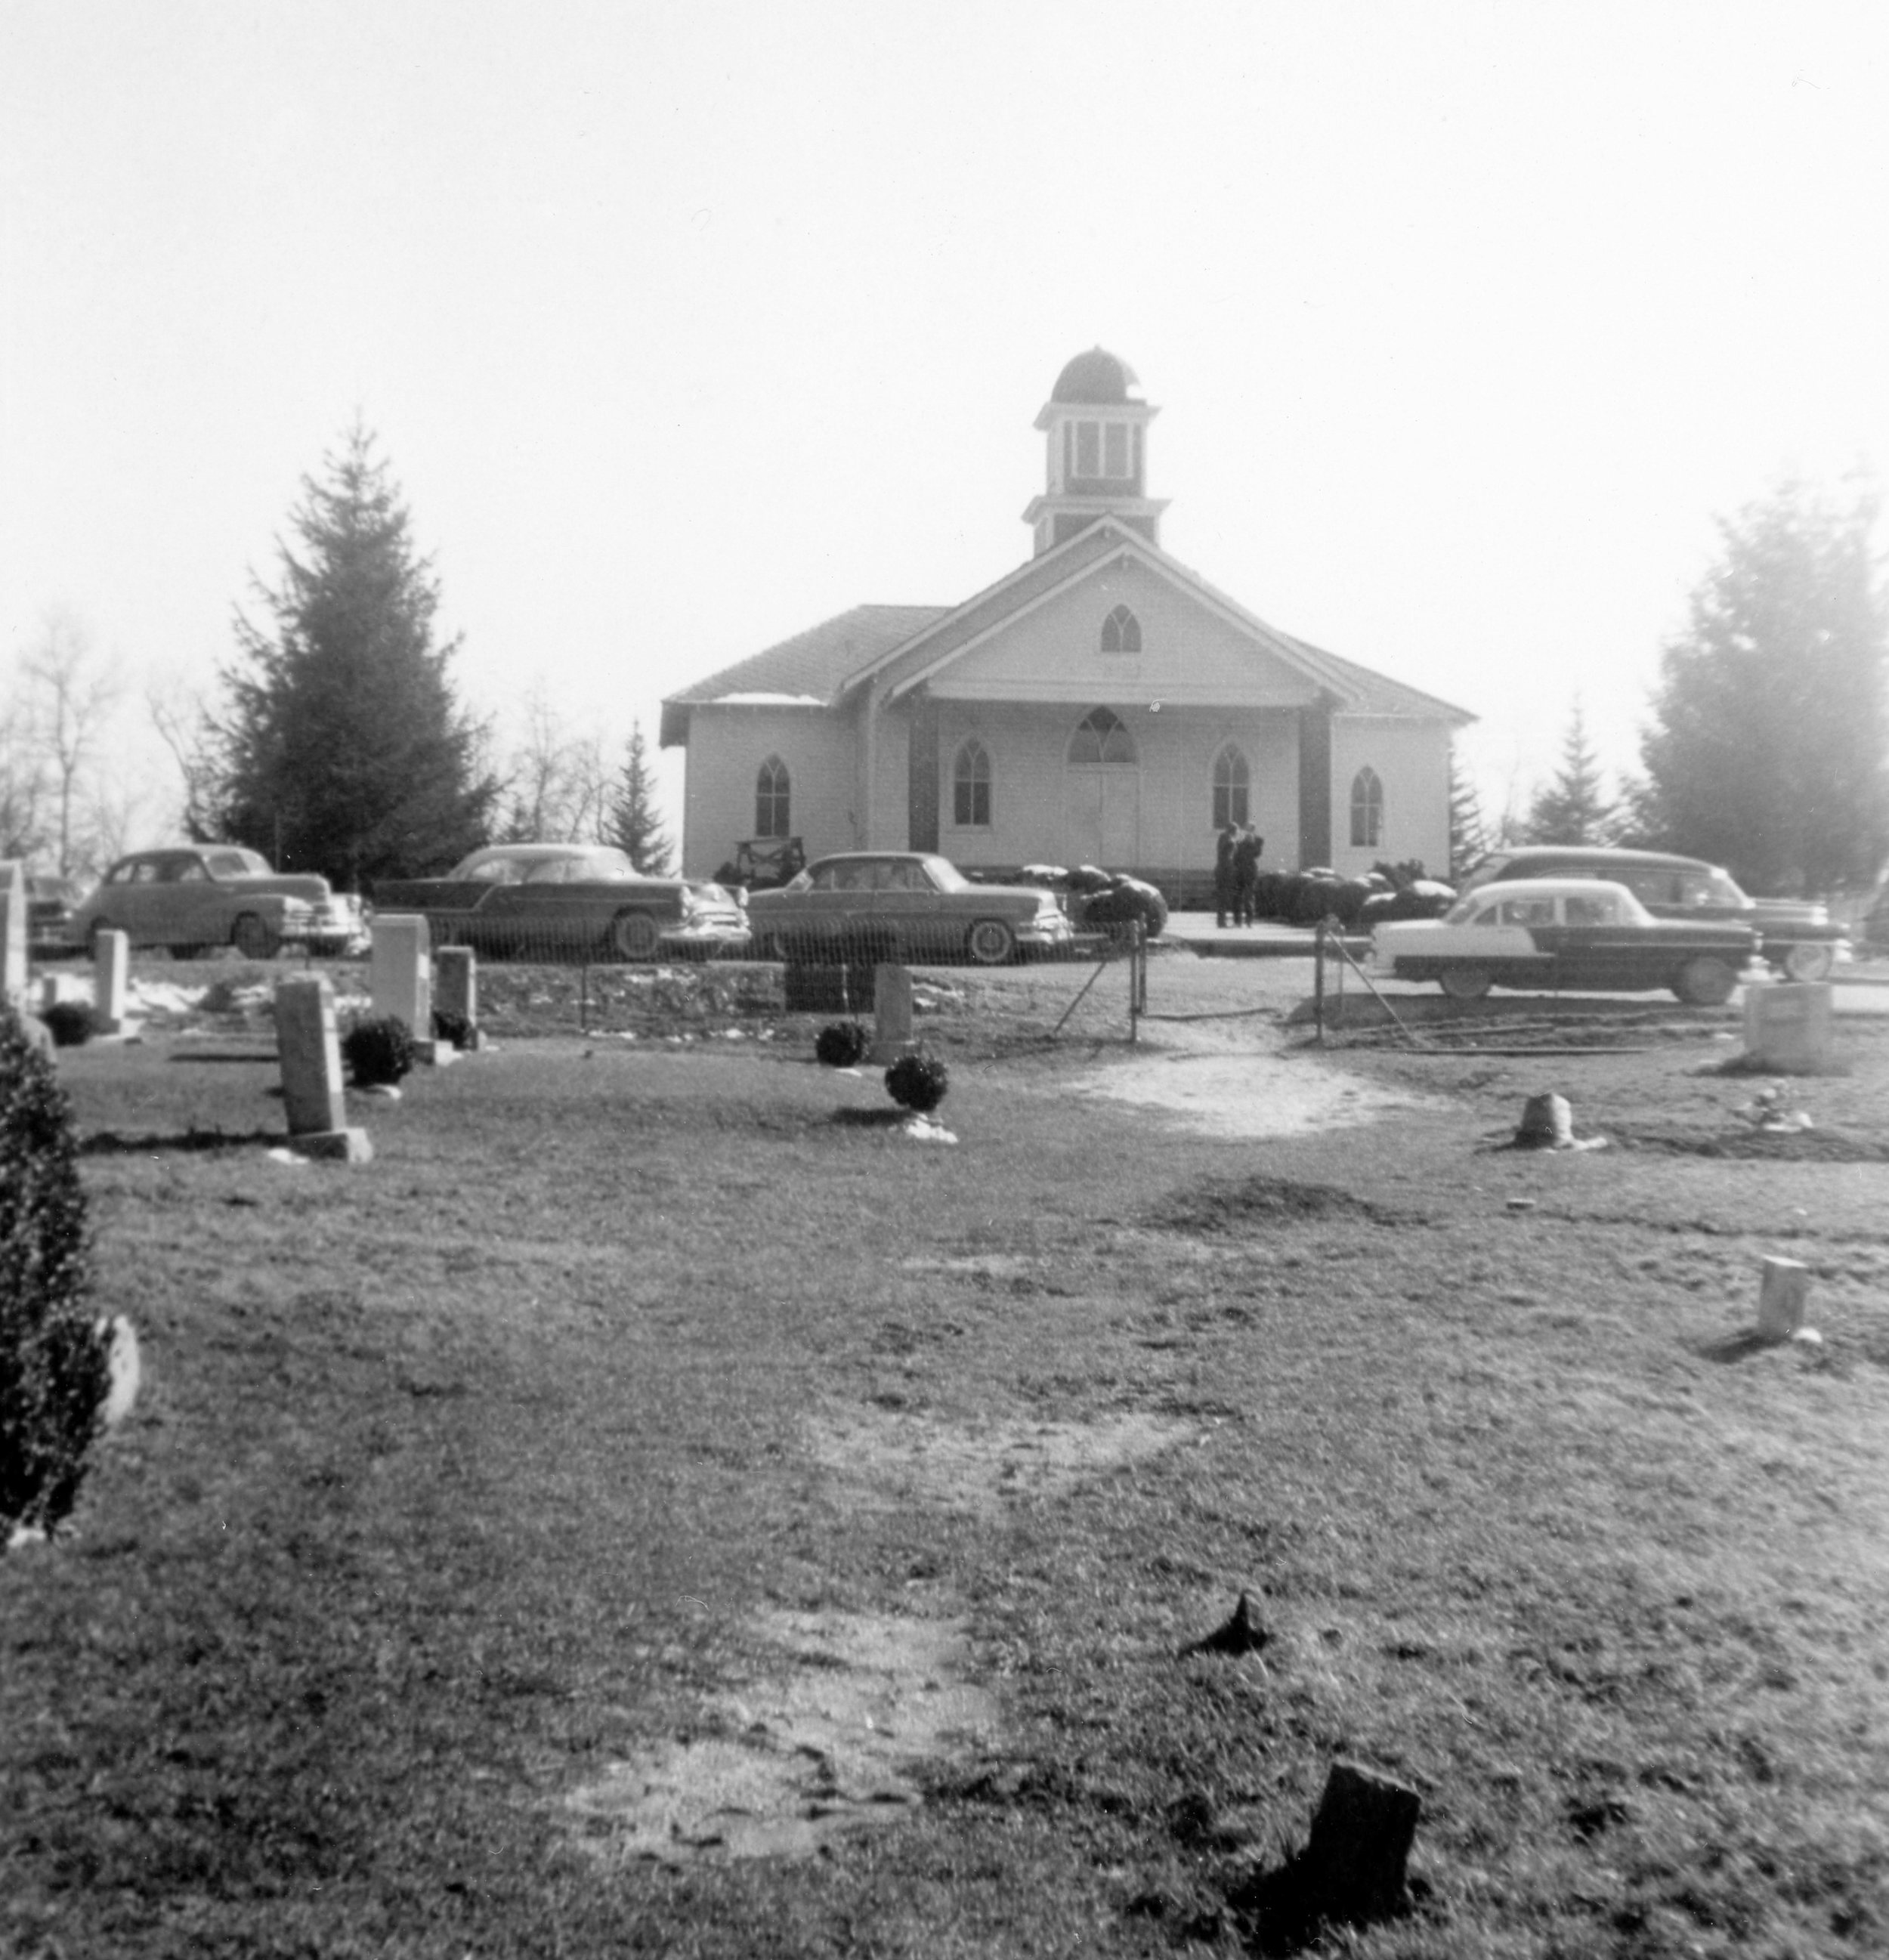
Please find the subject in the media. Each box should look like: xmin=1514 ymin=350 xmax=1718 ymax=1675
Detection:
xmin=1213 ymin=745 xmax=1251 ymax=830
xmin=1350 ymin=766 xmax=1384 ymax=849
xmin=953 ymin=738 xmax=991 ymax=827
xmin=1101 ymin=604 xmax=1142 ymax=655
xmin=755 ymin=756 xmax=790 ymax=839
xmin=1068 ymin=707 xmax=1136 ymax=766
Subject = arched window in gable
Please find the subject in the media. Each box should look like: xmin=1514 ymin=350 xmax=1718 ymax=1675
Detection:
xmin=953 ymin=738 xmax=991 ymax=827
xmin=755 ymin=756 xmax=791 ymax=839
xmin=1100 ymin=604 xmax=1142 ymax=655
xmin=1068 ymin=706 xmax=1136 ymax=766
xmin=1213 ymin=744 xmax=1251 ymax=830
xmin=1350 ymin=766 xmax=1384 ymax=849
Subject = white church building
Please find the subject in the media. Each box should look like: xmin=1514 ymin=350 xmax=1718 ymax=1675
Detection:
xmin=661 ymin=350 xmax=1470 ymax=901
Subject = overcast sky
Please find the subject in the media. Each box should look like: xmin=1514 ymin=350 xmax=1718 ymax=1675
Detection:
xmin=6 ymin=1 xmax=1888 ymax=846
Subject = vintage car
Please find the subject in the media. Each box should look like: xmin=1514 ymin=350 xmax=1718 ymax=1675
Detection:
xmin=745 ymin=851 xmax=1074 ymax=964
xmin=1371 ymin=877 xmax=1761 ymax=1004
xmin=1460 ymin=846 xmax=1847 ymax=981
xmin=371 ymin=844 xmax=750 ymax=961
xmin=70 ymin=846 xmax=366 ymax=959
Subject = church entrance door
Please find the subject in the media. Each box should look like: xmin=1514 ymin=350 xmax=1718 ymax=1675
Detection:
xmin=1065 ymin=767 xmax=1141 ymax=869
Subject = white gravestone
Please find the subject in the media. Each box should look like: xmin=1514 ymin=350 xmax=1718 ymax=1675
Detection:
xmin=871 ymin=963 xmax=915 ymax=1064
xmin=92 ymin=929 xmax=131 ymax=1034
xmin=370 ymin=914 xmax=436 ymax=1055
xmin=0 ymin=860 xmax=24 ymax=1009
xmin=274 ymin=975 xmax=373 ymax=1162
xmin=1743 ymin=982 xmax=1833 ymax=1072
xmin=1758 ymin=1257 xmax=1810 ymax=1340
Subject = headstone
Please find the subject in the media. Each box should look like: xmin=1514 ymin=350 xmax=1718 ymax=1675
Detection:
xmin=1742 ymin=981 xmax=1833 ymax=1072
xmin=871 ymin=963 xmax=914 ymax=1063
xmin=371 ymin=913 xmax=450 ymax=1060
xmin=99 ymin=1315 xmax=141 ymax=1427
xmin=274 ymin=974 xmax=372 ymax=1162
xmin=92 ymin=929 xmax=131 ymax=1034
xmin=1758 ymin=1256 xmax=1810 ymax=1340
xmin=434 ymin=944 xmax=477 ymax=1028
xmin=1301 ymin=1760 xmax=1423 ymax=1923
xmin=0 ymin=860 xmax=24 ymax=1009
xmin=1515 ymin=1093 xmax=1575 ymax=1148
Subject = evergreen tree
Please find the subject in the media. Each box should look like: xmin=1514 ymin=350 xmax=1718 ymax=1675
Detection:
xmin=1447 ymin=744 xmax=1489 ymax=881
xmin=215 ymin=425 xmax=496 ymax=887
xmin=608 ymin=721 xmax=674 ymax=874
xmin=1525 ymin=700 xmax=1615 ymax=846
xmin=1640 ymin=478 xmax=1888 ymax=893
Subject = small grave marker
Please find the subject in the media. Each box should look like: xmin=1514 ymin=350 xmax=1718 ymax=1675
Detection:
xmin=871 ymin=963 xmax=914 ymax=1063
xmin=434 ymin=944 xmax=477 ymax=1031
xmin=0 ymin=860 xmax=24 ymax=1009
xmin=274 ymin=975 xmax=372 ymax=1162
xmin=1302 ymin=1759 xmax=1423 ymax=1923
xmin=92 ymin=929 xmax=131 ymax=1035
xmin=1758 ymin=1256 xmax=1810 ymax=1340
xmin=1743 ymin=981 xmax=1833 ymax=1072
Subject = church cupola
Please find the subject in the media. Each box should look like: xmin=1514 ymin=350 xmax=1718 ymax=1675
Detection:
xmin=1022 ymin=347 xmax=1170 ymax=555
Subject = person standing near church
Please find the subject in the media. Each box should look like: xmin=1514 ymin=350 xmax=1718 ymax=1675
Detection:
xmin=1213 ymin=820 xmax=1239 ymax=928
xmin=1233 ymin=824 xmax=1263 ymax=926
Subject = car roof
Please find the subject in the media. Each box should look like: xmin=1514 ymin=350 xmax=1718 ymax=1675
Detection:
xmin=466 ymin=843 xmax=617 ymax=858
xmin=1485 ymin=846 xmax=1712 ymax=872
xmin=1467 ymin=877 xmax=1641 ymax=901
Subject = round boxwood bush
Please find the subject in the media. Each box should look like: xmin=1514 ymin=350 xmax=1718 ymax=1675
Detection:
xmin=886 ymin=1052 xmax=949 ymax=1114
xmin=1 ymin=1006 xmax=110 ymax=1544
xmin=815 ymin=1021 xmax=870 ymax=1068
xmin=431 ymin=1008 xmax=478 ymax=1053
xmin=342 ymin=1014 xmax=415 ymax=1087
xmin=41 ymin=1002 xmax=98 ymax=1049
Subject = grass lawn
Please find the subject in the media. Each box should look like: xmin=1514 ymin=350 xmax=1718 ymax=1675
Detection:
xmin=4 ymin=956 xmax=1887 ymax=1957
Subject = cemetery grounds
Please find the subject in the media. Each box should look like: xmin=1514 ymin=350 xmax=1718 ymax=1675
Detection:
xmin=4 ymin=950 xmax=1888 ymax=1958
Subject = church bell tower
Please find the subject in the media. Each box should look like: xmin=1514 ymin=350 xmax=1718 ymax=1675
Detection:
xmin=1022 ymin=347 xmax=1169 ymax=556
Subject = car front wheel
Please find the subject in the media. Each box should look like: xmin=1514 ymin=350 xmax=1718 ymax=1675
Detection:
xmin=1782 ymin=942 xmax=1835 ymax=982
xmin=1674 ymin=955 xmax=1738 ymax=1006
xmin=232 ymin=913 xmax=281 ymax=960
xmin=611 ymin=910 xmax=663 ymax=961
xmin=1439 ymin=965 xmax=1492 ymax=1000
xmin=966 ymin=919 xmax=1016 ymax=966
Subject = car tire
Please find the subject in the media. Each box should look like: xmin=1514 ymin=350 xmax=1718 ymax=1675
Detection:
xmin=1439 ymin=965 xmax=1492 ymax=1000
xmin=1674 ymin=955 xmax=1739 ymax=1006
xmin=169 ymin=944 xmax=208 ymax=960
xmin=1782 ymin=942 xmax=1835 ymax=982
xmin=611 ymin=910 xmax=663 ymax=961
xmin=966 ymin=919 xmax=1016 ymax=966
xmin=231 ymin=913 xmax=280 ymax=960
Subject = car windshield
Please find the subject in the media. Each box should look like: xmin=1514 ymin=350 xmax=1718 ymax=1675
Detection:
xmin=920 ymin=855 xmax=969 ymax=892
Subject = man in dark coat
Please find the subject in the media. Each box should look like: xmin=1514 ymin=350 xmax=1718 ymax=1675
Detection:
xmin=1213 ymin=821 xmax=1239 ymax=928
xmin=1233 ymin=826 xmax=1263 ymax=926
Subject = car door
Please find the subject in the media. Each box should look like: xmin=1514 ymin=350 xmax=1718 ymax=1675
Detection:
xmin=162 ymin=852 xmax=222 ymax=944
xmin=873 ymin=858 xmax=945 ymax=957
xmin=110 ymin=858 xmax=164 ymax=944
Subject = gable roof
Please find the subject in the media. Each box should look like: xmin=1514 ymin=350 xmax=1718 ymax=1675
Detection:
xmin=660 ymin=521 xmax=1472 ymax=745
xmin=660 ymin=604 xmax=949 ymax=746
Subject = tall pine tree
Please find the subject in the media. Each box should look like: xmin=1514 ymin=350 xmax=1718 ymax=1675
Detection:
xmin=1525 ymin=700 xmax=1615 ymax=846
xmin=216 ymin=425 xmax=496 ymax=887
xmin=608 ymin=721 xmax=674 ymax=874
xmin=1447 ymin=744 xmax=1489 ymax=881
xmin=1640 ymin=479 xmax=1888 ymax=893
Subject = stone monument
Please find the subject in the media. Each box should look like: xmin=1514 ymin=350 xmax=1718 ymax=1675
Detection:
xmin=274 ymin=974 xmax=372 ymax=1162
xmin=92 ymin=929 xmax=131 ymax=1036
xmin=0 ymin=860 xmax=24 ymax=1010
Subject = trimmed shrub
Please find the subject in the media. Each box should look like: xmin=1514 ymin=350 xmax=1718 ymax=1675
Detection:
xmin=431 ymin=1008 xmax=478 ymax=1053
xmin=815 ymin=1021 xmax=870 ymax=1068
xmin=0 ymin=1006 xmax=110 ymax=1544
xmin=342 ymin=1015 xmax=415 ymax=1087
xmin=886 ymin=1052 xmax=949 ymax=1113
xmin=41 ymin=1002 xmax=98 ymax=1048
